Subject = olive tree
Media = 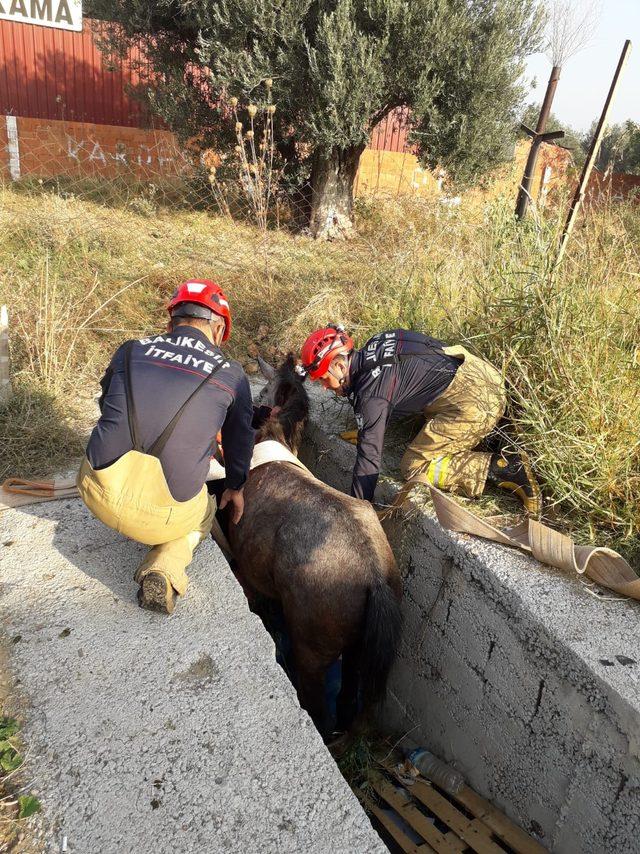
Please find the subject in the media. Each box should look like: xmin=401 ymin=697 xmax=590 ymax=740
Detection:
xmin=90 ymin=0 xmax=544 ymax=237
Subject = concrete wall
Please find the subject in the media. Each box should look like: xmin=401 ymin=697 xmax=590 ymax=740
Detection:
xmin=355 ymin=141 xmax=573 ymax=204
xmin=0 ymin=116 xmax=193 ymax=183
xmin=1 ymin=115 xmax=573 ymax=209
xmin=300 ymin=390 xmax=640 ymax=854
xmin=586 ymin=170 xmax=640 ymax=205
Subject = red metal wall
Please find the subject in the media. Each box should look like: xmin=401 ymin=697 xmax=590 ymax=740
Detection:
xmin=586 ymin=170 xmax=640 ymax=204
xmin=0 ymin=16 xmax=411 ymax=150
xmin=369 ymin=107 xmax=412 ymax=153
xmin=0 ymin=17 xmax=151 ymax=127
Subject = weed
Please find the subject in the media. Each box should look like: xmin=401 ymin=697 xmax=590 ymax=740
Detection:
xmin=0 ymin=717 xmax=41 ymax=850
xmin=17 ymin=795 xmax=41 ymax=819
xmin=203 ymin=82 xmax=282 ymax=230
xmin=0 ymin=181 xmax=638 ymax=561
xmin=336 ymin=733 xmax=383 ymax=794
xmin=0 ymin=383 xmax=84 ymax=482
xmin=0 ymin=718 xmax=22 ymax=774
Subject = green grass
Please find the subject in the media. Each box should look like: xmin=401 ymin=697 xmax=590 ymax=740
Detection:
xmin=0 ymin=716 xmax=41 ymax=850
xmin=0 ymin=179 xmax=638 ymax=563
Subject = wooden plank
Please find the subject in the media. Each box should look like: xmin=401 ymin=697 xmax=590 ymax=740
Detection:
xmin=370 ymin=773 xmax=462 ymax=854
xmin=442 ymin=831 xmax=468 ymax=852
xmin=410 ymin=780 xmax=505 ymax=854
xmin=469 ymin=819 xmax=498 ymax=839
xmin=383 ymin=758 xmax=546 ymax=854
xmin=358 ymin=789 xmax=426 ymax=853
xmin=452 ymin=786 xmax=548 ymax=854
xmin=369 ymin=802 xmax=436 ymax=853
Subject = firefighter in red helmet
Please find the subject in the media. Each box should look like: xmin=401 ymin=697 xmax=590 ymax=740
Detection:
xmin=300 ymin=325 xmax=541 ymax=515
xmin=78 ymin=279 xmax=254 ymax=614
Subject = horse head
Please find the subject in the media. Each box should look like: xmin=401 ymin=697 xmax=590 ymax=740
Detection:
xmin=254 ymin=354 xmax=309 ymax=453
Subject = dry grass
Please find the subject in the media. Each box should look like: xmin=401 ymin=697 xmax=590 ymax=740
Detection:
xmin=0 ymin=179 xmax=638 ymax=562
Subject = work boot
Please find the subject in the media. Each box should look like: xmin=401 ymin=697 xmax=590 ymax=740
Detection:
xmin=488 ymin=450 xmax=542 ymax=516
xmin=137 ymin=572 xmax=176 ymax=615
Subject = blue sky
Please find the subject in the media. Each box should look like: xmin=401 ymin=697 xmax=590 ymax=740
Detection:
xmin=523 ymin=0 xmax=640 ymax=131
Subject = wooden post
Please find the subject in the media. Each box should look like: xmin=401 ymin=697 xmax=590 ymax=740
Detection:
xmin=557 ymin=39 xmax=633 ymax=266
xmin=0 ymin=305 xmax=11 ymax=406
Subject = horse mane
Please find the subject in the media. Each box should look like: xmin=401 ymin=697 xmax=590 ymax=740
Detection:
xmin=257 ymin=354 xmax=309 ymax=452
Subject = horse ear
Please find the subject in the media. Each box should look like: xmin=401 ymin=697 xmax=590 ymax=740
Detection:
xmin=257 ymin=355 xmax=276 ymax=380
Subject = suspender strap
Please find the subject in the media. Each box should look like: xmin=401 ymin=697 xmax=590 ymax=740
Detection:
xmin=123 ymin=341 xmax=143 ymax=452
xmin=149 ymin=361 xmax=223 ymax=457
xmin=123 ymin=341 xmax=225 ymax=458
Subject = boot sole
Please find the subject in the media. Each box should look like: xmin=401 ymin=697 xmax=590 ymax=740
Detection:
xmin=138 ymin=572 xmax=176 ymax=615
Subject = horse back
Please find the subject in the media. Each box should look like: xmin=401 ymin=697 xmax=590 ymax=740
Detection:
xmin=230 ymin=462 xmax=400 ymax=628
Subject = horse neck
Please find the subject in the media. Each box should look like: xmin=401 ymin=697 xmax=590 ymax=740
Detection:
xmin=256 ymin=415 xmax=302 ymax=452
xmin=256 ymin=369 xmax=308 ymax=452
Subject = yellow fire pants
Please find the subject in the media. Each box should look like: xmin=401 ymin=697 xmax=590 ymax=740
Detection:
xmin=399 ymin=346 xmax=506 ymax=497
xmin=77 ymin=452 xmax=215 ymax=596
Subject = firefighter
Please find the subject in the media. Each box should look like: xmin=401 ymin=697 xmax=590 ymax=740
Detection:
xmin=78 ymin=280 xmax=254 ymax=614
xmin=300 ymin=326 xmax=541 ymax=515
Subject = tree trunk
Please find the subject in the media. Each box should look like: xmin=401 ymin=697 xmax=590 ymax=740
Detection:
xmin=309 ymin=145 xmax=365 ymax=240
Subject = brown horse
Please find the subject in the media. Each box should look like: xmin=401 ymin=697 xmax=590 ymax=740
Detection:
xmin=228 ymin=355 xmax=402 ymax=736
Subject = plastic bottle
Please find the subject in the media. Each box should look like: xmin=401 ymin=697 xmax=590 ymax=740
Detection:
xmin=408 ymin=748 xmax=465 ymax=794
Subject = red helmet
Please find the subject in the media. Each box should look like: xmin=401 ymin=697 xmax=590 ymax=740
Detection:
xmin=167 ymin=279 xmax=232 ymax=342
xmin=300 ymin=325 xmax=354 ymax=380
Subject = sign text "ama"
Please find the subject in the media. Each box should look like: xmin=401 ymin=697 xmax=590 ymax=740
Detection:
xmin=0 ymin=0 xmax=82 ymax=32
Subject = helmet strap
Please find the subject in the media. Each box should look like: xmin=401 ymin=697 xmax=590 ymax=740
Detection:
xmin=170 ymin=302 xmax=214 ymax=321
xmin=328 ymin=352 xmax=350 ymax=385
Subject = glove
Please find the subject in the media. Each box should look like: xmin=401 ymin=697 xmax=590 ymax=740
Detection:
xmin=340 ymin=429 xmax=358 ymax=445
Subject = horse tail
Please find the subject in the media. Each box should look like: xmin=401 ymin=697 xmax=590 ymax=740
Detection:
xmin=360 ymin=573 xmax=403 ymax=706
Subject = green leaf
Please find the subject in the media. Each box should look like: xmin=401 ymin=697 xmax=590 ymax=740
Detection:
xmin=1 ymin=750 xmax=23 ymax=772
xmin=0 ymin=739 xmax=13 ymax=754
xmin=0 ymin=719 xmax=19 ymax=739
xmin=18 ymin=795 xmax=41 ymax=819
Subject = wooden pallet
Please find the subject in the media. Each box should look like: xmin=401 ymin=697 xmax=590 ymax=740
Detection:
xmin=366 ymin=769 xmax=548 ymax=854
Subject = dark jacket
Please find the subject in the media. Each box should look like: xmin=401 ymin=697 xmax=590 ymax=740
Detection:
xmin=347 ymin=329 xmax=459 ymax=502
xmin=86 ymin=326 xmax=254 ymax=501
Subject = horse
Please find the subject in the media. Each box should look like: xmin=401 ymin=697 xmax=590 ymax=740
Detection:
xmin=227 ymin=354 xmax=402 ymax=737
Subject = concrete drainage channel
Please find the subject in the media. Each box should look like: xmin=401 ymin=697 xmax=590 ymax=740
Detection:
xmin=300 ymin=388 xmax=640 ymax=854
xmin=2 ymin=390 xmax=640 ymax=853
xmin=0 ymin=497 xmax=387 ymax=853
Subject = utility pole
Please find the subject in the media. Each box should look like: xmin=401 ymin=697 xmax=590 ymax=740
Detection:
xmin=515 ymin=65 xmax=565 ymax=219
xmin=516 ymin=0 xmax=601 ymax=220
xmin=557 ymin=39 xmax=632 ymax=266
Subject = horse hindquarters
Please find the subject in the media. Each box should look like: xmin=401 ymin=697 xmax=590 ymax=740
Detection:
xmin=290 ymin=568 xmax=402 ymax=737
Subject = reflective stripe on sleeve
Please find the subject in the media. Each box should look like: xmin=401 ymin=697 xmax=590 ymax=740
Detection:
xmin=427 ymin=455 xmax=451 ymax=488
